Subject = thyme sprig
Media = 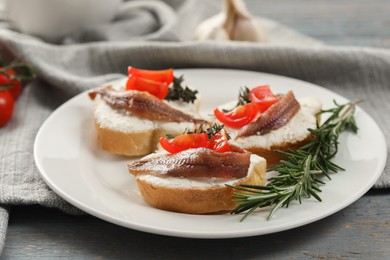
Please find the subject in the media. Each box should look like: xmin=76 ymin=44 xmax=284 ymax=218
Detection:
xmin=228 ymin=99 xmax=360 ymax=221
xmin=165 ymin=75 xmax=198 ymax=103
xmin=182 ymin=123 xmax=231 ymax=140
xmin=236 ymin=86 xmax=250 ymax=106
xmin=222 ymin=86 xmax=250 ymax=112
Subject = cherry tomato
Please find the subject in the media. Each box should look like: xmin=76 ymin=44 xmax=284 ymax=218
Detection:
xmin=214 ymin=103 xmax=259 ymax=129
xmin=159 ymin=133 xmax=209 ymax=154
xmin=128 ymin=67 xmax=174 ymax=84
xmin=0 ymin=90 xmax=14 ymax=127
xmin=249 ymin=85 xmax=279 ymax=112
xmin=126 ymin=76 xmax=169 ymax=99
xmin=0 ymin=69 xmax=22 ymax=100
xmin=208 ymin=129 xmax=230 ymax=153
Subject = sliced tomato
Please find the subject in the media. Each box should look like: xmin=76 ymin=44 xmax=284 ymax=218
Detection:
xmin=0 ymin=69 xmax=22 ymax=100
xmin=214 ymin=103 xmax=259 ymax=129
xmin=159 ymin=133 xmax=209 ymax=154
xmin=249 ymin=85 xmax=279 ymax=112
xmin=128 ymin=67 xmax=174 ymax=84
xmin=254 ymin=96 xmax=279 ymax=112
xmin=126 ymin=67 xmax=174 ymax=99
xmin=126 ymin=76 xmax=169 ymax=99
xmin=208 ymin=129 xmax=230 ymax=153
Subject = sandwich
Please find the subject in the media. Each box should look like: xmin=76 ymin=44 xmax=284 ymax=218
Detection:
xmin=214 ymin=85 xmax=322 ymax=167
xmin=89 ymin=67 xmax=204 ymax=156
xmin=128 ymin=125 xmax=266 ymax=214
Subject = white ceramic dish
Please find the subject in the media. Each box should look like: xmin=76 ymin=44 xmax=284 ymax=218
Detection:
xmin=5 ymin=0 xmax=121 ymax=42
xmin=34 ymin=69 xmax=387 ymax=239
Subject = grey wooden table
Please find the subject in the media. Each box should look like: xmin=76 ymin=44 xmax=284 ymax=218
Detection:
xmin=2 ymin=0 xmax=390 ymax=259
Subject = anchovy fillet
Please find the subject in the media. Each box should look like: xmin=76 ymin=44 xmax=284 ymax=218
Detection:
xmin=89 ymin=87 xmax=204 ymax=123
xmin=237 ymin=91 xmax=300 ymax=138
xmin=128 ymin=148 xmax=251 ymax=179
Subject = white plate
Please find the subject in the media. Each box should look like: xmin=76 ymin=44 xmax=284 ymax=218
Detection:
xmin=34 ymin=69 xmax=387 ymax=239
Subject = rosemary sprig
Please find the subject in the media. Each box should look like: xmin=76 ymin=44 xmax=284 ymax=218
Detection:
xmin=165 ymin=75 xmax=198 ymax=103
xmin=228 ymin=99 xmax=360 ymax=221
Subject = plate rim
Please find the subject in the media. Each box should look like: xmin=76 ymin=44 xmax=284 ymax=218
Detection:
xmin=34 ymin=68 xmax=388 ymax=239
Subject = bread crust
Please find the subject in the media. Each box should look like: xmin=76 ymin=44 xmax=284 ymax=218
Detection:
xmin=235 ymin=109 xmax=320 ymax=168
xmin=93 ymin=97 xmax=200 ymax=156
xmin=95 ymin=121 xmax=190 ymax=156
xmin=95 ymin=122 xmax=154 ymax=156
xmin=230 ymin=97 xmax=321 ymax=168
xmin=133 ymin=156 xmax=266 ymax=214
xmin=245 ymin=134 xmax=315 ymax=168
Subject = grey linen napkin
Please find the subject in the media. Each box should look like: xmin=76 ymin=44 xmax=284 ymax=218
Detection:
xmin=0 ymin=0 xmax=389 ymax=254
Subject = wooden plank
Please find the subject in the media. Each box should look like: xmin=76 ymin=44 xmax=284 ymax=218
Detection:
xmin=3 ymin=190 xmax=390 ymax=259
xmin=246 ymin=0 xmax=390 ymax=47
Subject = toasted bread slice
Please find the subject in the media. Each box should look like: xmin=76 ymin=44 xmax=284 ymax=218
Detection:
xmin=95 ymin=122 xmax=154 ymax=156
xmin=91 ymin=79 xmax=202 ymax=156
xmin=131 ymin=154 xmax=266 ymax=214
xmin=228 ymin=97 xmax=322 ymax=167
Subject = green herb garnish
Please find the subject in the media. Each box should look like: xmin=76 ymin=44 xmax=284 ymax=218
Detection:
xmin=203 ymin=123 xmax=231 ymax=140
xmin=182 ymin=123 xmax=230 ymax=140
xmin=222 ymin=86 xmax=250 ymax=112
xmin=228 ymin=99 xmax=360 ymax=221
xmin=236 ymin=86 xmax=250 ymax=106
xmin=165 ymin=75 xmax=198 ymax=103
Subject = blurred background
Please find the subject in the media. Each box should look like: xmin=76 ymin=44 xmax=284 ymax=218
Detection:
xmin=0 ymin=0 xmax=389 ymax=47
xmin=246 ymin=0 xmax=390 ymax=47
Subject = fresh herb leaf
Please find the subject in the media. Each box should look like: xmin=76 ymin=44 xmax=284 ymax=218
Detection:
xmin=203 ymin=123 xmax=231 ymax=140
xmin=165 ymin=75 xmax=198 ymax=103
xmin=236 ymin=86 xmax=250 ymax=106
xmin=222 ymin=86 xmax=250 ymax=113
xmin=229 ymin=99 xmax=360 ymax=221
xmin=183 ymin=123 xmax=230 ymax=140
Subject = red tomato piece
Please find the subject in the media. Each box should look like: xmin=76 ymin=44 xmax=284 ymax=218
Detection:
xmin=208 ymin=129 xmax=230 ymax=153
xmin=0 ymin=90 xmax=14 ymax=127
xmin=159 ymin=133 xmax=209 ymax=154
xmin=248 ymin=85 xmax=272 ymax=102
xmin=126 ymin=76 xmax=169 ymax=99
xmin=128 ymin=67 xmax=174 ymax=84
xmin=0 ymin=69 xmax=22 ymax=100
xmin=254 ymin=96 xmax=279 ymax=113
xmin=214 ymin=103 xmax=259 ymax=129
xmin=249 ymin=85 xmax=279 ymax=112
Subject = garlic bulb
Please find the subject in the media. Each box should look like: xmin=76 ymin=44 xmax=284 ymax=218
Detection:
xmin=194 ymin=0 xmax=266 ymax=42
